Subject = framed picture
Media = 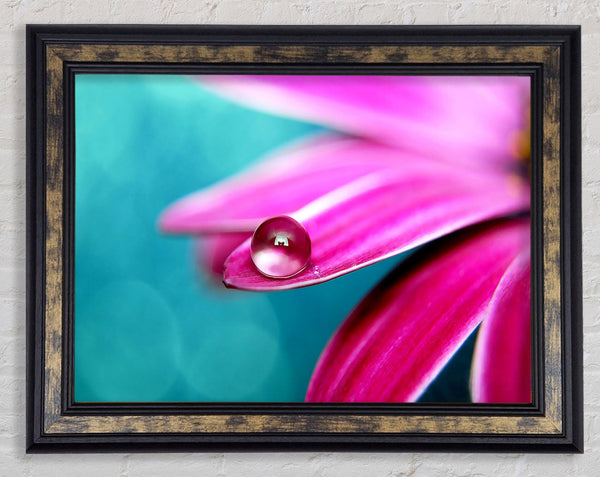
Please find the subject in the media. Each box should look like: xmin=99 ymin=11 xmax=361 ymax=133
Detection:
xmin=26 ymin=25 xmax=582 ymax=452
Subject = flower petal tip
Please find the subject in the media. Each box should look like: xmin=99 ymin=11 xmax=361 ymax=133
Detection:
xmin=157 ymin=205 xmax=188 ymax=234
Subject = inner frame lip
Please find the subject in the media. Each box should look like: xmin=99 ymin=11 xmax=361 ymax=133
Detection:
xmin=63 ymin=62 xmax=541 ymax=416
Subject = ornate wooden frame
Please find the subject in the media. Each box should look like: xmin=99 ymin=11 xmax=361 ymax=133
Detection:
xmin=26 ymin=25 xmax=582 ymax=452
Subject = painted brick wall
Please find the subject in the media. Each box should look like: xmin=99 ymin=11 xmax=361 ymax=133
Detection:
xmin=0 ymin=1 xmax=597 ymax=475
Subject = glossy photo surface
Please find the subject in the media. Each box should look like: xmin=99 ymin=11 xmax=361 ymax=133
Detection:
xmin=74 ymin=74 xmax=531 ymax=403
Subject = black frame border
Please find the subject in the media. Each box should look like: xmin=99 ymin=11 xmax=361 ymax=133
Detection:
xmin=26 ymin=24 xmax=582 ymax=453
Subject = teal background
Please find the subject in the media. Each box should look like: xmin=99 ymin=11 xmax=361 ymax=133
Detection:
xmin=74 ymin=74 xmax=412 ymax=402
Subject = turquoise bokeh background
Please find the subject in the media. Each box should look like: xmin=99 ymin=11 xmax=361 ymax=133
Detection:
xmin=74 ymin=74 xmax=473 ymax=402
xmin=74 ymin=74 xmax=410 ymax=402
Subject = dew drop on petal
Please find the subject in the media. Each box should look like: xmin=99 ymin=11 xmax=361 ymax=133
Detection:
xmin=250 ymin=216 xmax=311 ymax=279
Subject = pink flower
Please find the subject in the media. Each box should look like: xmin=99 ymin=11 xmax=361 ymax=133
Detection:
xmin=159 ymin=75 xmax=531 ymax=403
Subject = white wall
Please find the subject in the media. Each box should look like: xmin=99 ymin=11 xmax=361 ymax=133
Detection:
xmin=1 ymin=1 xmax=597 ymax=475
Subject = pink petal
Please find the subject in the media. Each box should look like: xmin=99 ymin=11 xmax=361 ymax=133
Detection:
xmin=223 ymin=159 xmax=530 ymax=291
xmin=198 ymin=75 xmax=530 ymax=169
xmin=159 ymin=135 xmax=402 ymax=234
xmin=470 ymin=251 xmax=531 ymax=403
xmin=305 ymin=218 xmax=530 ymax=402
xmin=196 ymin=232 xmax=252 ymax=278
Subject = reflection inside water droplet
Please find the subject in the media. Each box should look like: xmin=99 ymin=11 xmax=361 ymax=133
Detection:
xmin=250 ymin=216 xmax=311 ymax=279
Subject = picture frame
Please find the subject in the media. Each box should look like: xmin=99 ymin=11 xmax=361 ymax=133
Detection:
xmin=26 ymin=25 xmax=582 ymax=452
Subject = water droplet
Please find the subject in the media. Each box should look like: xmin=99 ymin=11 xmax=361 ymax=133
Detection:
xmin=250 ymin=216 xmax=311 ymax=279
